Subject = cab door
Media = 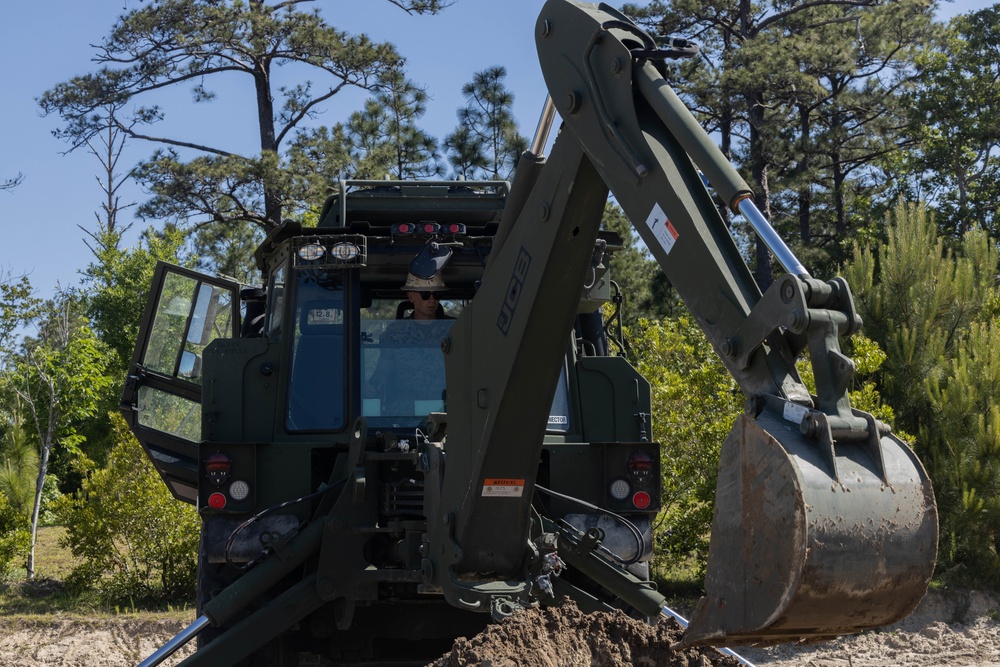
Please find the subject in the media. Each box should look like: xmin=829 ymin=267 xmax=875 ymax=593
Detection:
xmin=120 ymin=261 xmax=240 ymax=503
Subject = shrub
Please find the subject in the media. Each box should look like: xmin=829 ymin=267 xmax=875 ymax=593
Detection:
xmin=57 ymin=413 xmax=199 ymax=603
xmin=0 ymin=491 xmax=30 ymax=579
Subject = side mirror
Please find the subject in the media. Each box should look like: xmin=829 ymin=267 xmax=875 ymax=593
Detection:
xmin=178 ymin=350 xmax=202 ymax=379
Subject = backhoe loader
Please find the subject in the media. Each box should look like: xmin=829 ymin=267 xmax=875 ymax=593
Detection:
xmin=122 ymin=1 xmax=938 ymax=664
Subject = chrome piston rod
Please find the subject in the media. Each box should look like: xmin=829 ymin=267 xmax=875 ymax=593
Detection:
xmin=736 ymin=197 xmax=810 ymax=279
xmin=529 ymin=95 xmax=558 ymax=157
xmin=136 ymin=615 xmax=210 ymax=667
xmin=661 ymin=605 xmax=756 ymax=667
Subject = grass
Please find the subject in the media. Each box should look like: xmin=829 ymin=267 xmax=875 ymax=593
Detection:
xmin=0 ymin=526 xmax=192 ymax=621
xmin=648 ymin=554 xmax=706 ymax=618
xmin=26 ymin=525 xmax=80 ymax=580
xmin=0 ymin=526 xmax=84 ymax=615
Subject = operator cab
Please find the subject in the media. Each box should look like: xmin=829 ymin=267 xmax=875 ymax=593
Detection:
xmin=121 ymin=180 xmax=584 ymax=502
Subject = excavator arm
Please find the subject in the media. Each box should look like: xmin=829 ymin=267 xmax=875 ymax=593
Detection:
xmin=433 ymin=0 xmax=937 ymax=646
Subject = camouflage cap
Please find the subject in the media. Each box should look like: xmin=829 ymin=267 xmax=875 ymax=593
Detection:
xmin=401 ymin=272 xmax=447 ymax=291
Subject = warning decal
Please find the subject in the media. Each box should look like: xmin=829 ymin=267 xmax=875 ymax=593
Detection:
xmin=482 ymin=478 xmax=525 ymax=498
xmin=645 ymin=203 xmax=679 ymax=255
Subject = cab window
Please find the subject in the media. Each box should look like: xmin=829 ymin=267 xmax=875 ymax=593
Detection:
xmin=361 ymin=298 xmax=462 ymax=428
xmin=285 ymin=272 xmax=346 ymax=432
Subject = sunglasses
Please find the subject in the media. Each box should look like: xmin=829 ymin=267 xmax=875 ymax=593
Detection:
xmin=416 ymin=291 xmax=440 ymax=300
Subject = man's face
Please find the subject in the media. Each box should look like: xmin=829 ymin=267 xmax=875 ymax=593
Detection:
xmin=408 ymin=290 xmax=440 ymax=319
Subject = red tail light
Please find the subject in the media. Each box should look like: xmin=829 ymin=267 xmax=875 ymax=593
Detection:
xmin=632 ymin=491 xmax=651 ymax=510
xmin=205 ymin=452 xmax=232 ymax=486
xmin=627 ymin=451 xmax=654 ymax=485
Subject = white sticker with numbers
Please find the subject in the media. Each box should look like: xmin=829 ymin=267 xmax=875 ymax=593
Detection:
xmin=783 ymin=401 xmax=809 ymax=425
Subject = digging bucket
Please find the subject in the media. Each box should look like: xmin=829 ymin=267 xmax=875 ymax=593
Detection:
xmin=681 ymin=409 xmax=938 ymax=647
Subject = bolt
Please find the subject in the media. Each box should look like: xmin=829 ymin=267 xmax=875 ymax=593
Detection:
xmin=540 ymin=19 xmax=551 ymax=38
xmin=259 ymin=363 xmax=273 ymax=377
xmin=440 ymin=337 xmax=451 ymax=354
xmin=611 ymin=57 xmax=624 ymax=74
xmin=781 ymin=280 xmax=796 ymax=303
xmin=744 ymin=396 xmax=764 ymax=417
xmin=565 ymin=91 xmax=582 ymax=115
xmin=721 ymin=337 xmax=737 ymax=357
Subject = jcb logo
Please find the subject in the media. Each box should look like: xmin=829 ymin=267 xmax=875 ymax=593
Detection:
xmin=497 ymin=247 xmax=532 ymax=336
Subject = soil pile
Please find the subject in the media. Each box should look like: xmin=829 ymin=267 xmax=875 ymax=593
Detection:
xmin=428 ymin=599 xmax=741 ymax=667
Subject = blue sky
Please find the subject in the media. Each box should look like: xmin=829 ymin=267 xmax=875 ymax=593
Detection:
xmin=0 ymin=0 xmax=547 ymax=298
xmin=0 ymin=0 xmax=991 ymax=302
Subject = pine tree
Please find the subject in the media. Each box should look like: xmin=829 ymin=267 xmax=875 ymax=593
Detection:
xmin=898 ymin=5 xmax=1000 ymax=241
xmin=39 ymin=0 xmax=446 ymax=231
xmin=844 ymin=200 xmax=1000 ymax=578
xmin=448 ymin=66 xmax=526 ymax=181
xmin=624 ymin=0 xmax=934 ymax=282
xmin=343 ymin=71 xmax=441 ymax=180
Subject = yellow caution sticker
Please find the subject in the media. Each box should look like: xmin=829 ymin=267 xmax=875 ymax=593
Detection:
xmin=482 ymin=478 xmax=525 ymax=497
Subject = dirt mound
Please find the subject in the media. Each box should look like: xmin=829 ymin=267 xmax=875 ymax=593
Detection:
xmin=428 ymin=599 xmax=740 ymax=667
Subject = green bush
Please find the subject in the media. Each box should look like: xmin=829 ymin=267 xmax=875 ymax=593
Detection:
xmin=0 ymin=491 xmax=30 ymax=579
xmin=57 ymin=413 xmax=199 ymax=603
xmin=38 ymin=474 xmax=62 ymax=527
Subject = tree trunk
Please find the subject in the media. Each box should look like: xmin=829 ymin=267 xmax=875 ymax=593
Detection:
xmin=748 ymin=97 xmax=774 ymax=289
xmin=739 ymin=0 xmax=773 ymax=288
xmin=832 ymin=146 xmax=847 ymax=266
xmin=27 ymin=429 xmax=54 ymax=581
xmin=797 ymin=103 xmax=812 ymax=245
xmin=955 ymin=165 xmax=969 ymax=236
xmin=718 ymin=34 xmax=734 ymax=226
xmin=250 ymin=1 xmax=280 ymax=228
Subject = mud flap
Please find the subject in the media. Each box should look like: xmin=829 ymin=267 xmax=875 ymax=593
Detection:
xmin=682 ymin=411 xmax=938 ymax=646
